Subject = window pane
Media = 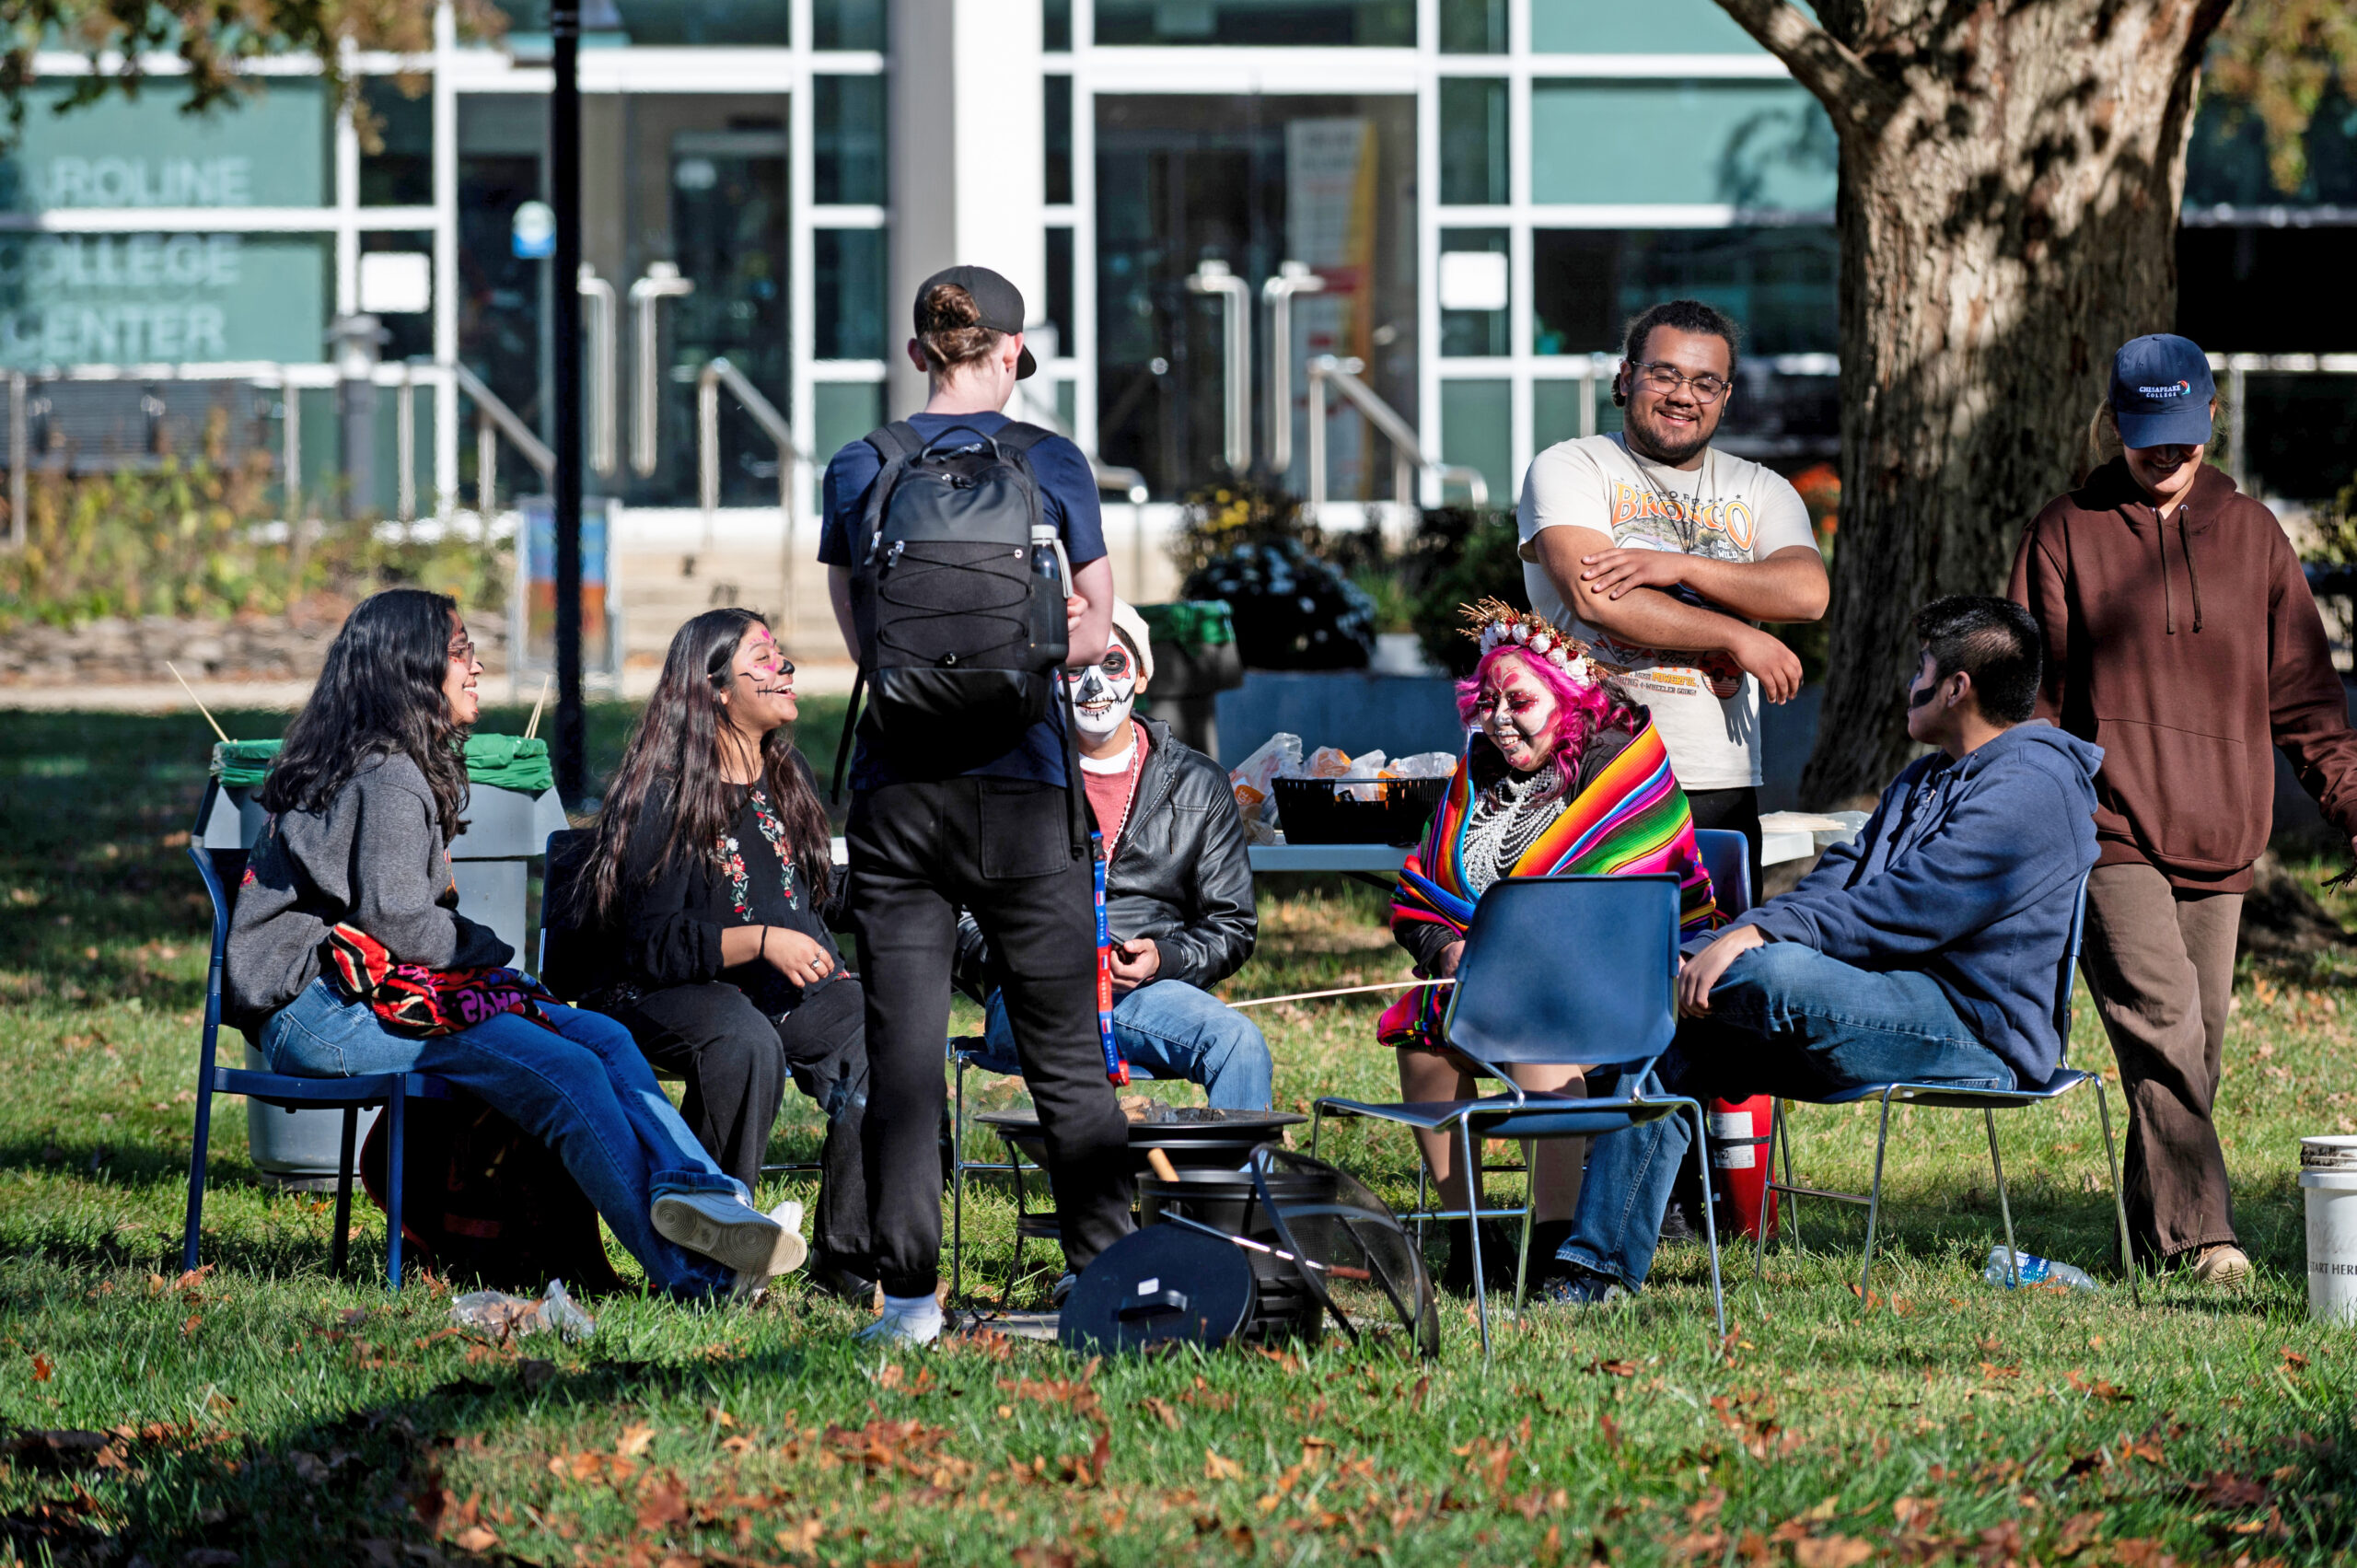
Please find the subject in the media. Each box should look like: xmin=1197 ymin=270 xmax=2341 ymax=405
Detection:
xmin=812 ymin=0 xmax=885 ymax=49
xmin=1439 ymin=0 xmax=1506 ymax=52
xmin=611 ymin=0 xmax=790 ymax=44
xmin=814 ymin=75 xmax=887 ymax=205
xmin=815 ymin=228 xmax=888 ymax=359
xmin=1045 ymin=75 xmax=1074 ymax=206
xmin=1439 ymin=227 xmax=1508 ymax=358
xmin=1533 ymin=377 xmax=1611 ymax=447
xmin=1439 ymin=77 xmax=1507 ymax=206
xmin=1530 ymin=81 xmax=1835 ymax=209
xmin=1440 ymin=379 xmax=1512 ymax=507
xmin=1531 ymin=0 xmax=1765 ymax=53
xmin=816 ymin=379 xmax=884 ymax=464
xmin=1045 ymin=226 xmax=1074 ymax=356
xmin=1531 ymin=226 xmax=1839 ymax=358
xmin=360 ymin=79 xmax=434 ymax=206
xmin=1044 ymin=0 xmax=1073 ymax=51
xmin=1094 ymin=0 xmax=1411 ymax=46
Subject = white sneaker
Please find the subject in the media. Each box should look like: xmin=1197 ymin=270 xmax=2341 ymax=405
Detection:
xmin=733 ymin=1200 xmax=808 ymax=1298
xmin=651 ymin=1190 xmax=787 ymax=1275
xmin=854 ymin=1291 xmax=945 ymax=1346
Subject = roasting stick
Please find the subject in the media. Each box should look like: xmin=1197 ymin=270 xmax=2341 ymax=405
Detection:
xmin=1225 ymin=978 xmax=1453 ymax=1010
xmin=165 ymin=662 xmax=231 ymax=745
xmin=523 ymin=673 xmax=552 ymax=741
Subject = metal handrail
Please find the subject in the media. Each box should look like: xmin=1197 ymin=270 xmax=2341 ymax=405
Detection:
xmin=630 ymin=262 xmax=694 ymax=479
xmin=696 ymin=355 xmax=808 ymax=632
xmin=448 ymin=361 xmax=552 ymax=518
xmin=1187 ymin=260 xmax=1253 ymax=472
xmin=579 ymin=264 xmax=618 ymax=479
xmin=1305 ymin=355 xmax=1488 ymax=510
xmin=1261 ymin=261 xmax=1325 ymax=475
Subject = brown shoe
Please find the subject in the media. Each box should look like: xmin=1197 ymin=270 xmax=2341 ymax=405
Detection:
xmin=2189 ymin=1244 xmax=2252 ymax=1287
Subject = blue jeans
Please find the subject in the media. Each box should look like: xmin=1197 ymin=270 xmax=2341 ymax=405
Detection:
xmin=1557 ymin=943 xmax=2017 ymax=1292
xmin=260 ymin=978 xmax=741 ymax=1297
xmin=976 ymin=979 xmax=1272 ymax=1111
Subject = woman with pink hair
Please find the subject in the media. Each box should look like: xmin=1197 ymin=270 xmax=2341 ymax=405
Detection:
xmin=1382 ymin=599 xmax=1718 ymax=1293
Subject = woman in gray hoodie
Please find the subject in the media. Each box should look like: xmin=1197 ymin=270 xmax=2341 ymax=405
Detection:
xmin=226 ymin=587 xmax=801 ymax=1298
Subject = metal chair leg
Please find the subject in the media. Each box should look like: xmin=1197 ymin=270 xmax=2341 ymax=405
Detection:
xmin=1687 ymin=1101 xmax=1727 ymax=1339
xmin=950 ymin=1054 xmax=968 ymax=1306
xmin=1511 ymin=1177 xmax=1535 ymax=1318
xmin=1309 ymin=1103 xmax=1323 ymax=1156
xmin=1461 ymin=1119 xmax=1490 ymax=1364
xmin=386 ymin=1088 xmax=406 ymax=1291
xmin=1750 ymin=1099 xmax=1778 ymax=1288
xmin=1414 ymin=1156 xmax=1430 ymax=1254
xmin=331 ymin=1107 xmax=357 ymax=1277
xmin=1984 ymin=1108 xmax=2020 ymax=1288
xmin=1778 ymin=1098 xmax=1803 ymax=1252
xmin=181 ymin=1075 xmax=215 ymax=1276
xmin=2093 ymin=1079 xmax=2140 ymax=1306
xmin=1858 ymin=1091 xmax=1898 ymax=1304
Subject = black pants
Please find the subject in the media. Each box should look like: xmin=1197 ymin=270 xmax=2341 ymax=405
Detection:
xmin=1686 ymin=784 xmax=1763 ymax=908
xmin=607 ymin=977 xmax=872 ymax=1264
xmin=847 ymin=777 xmax=1132 ymax=1297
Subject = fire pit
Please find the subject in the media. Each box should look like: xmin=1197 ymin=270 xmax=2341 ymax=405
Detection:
xmin=974 ymin=1106 xmax=1306 ymax=1177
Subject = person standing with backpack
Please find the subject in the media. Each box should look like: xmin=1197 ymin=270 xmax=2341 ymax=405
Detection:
xmin=820 ymin=267 xmax=1120 ymax=1344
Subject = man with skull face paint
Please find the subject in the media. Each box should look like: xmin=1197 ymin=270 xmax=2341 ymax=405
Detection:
xmin=958 ymin=601 xmax=1270 ymax=1109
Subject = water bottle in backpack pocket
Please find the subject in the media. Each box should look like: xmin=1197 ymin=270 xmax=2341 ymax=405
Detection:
xmin=838 ymin=420 xmax=1070 ymax=782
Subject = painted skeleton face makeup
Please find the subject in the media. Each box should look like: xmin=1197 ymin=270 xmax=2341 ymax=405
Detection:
xmin=1071 ymin=640 xmax=1138 ymax=741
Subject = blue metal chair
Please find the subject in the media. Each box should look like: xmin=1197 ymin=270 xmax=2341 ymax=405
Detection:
xmin=1692 ymin=830 xmax=1753 ymax=921
xmin=180 ymin=780 xmax=453 ymax=1290
xmin=1313 ymin=875 xmax=1724 ymax=1358
xmin=1752 ymin=872 xmax=2139 ymax=1304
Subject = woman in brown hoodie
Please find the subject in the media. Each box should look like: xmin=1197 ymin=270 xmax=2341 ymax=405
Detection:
xmin=2009 ymin=332 xmax=2357 ymax=1285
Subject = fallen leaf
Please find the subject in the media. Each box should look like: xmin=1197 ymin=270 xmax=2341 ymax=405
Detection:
xmin=453 ymin=1526 xmax=498 ymax=1551
xmin=773 ymin=1517 xmax=824 ymax=1554
xmin=616 ymin=1423 xmax=656 ymax=1458
xmin=1205 ymin=1448 xmax=1245 ymax=1481
xmin=1139 ymin=1396 xmax=1182 ymax=1431
xmin=1793 ymin=1537 xmax=1875 ymax=1568
xmin=30 ymin=1353 xmax=52 ymax=1382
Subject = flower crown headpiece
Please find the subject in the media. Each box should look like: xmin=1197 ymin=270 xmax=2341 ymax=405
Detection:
xmin=1457 ymin=597 xmax=1619 ymax=689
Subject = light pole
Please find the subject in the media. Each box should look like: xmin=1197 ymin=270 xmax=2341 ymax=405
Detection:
xmin=551 ymin=1 xmax=585 ymax=803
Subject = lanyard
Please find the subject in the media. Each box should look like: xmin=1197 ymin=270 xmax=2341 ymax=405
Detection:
xmin=1091 ymin=829 xmax=1128 ymax=1086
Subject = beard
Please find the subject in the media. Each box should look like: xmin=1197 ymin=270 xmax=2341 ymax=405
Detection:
xmin=1624 ymin=401 xmax=1716 ymax=466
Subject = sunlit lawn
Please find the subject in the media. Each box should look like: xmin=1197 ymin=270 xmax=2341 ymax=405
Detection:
xmin=1 ymin=705 xmax=2352 ymax=1565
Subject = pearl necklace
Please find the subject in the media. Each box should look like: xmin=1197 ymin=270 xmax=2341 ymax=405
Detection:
xmin=1462 ymin=761 xmax=1565 ymax=894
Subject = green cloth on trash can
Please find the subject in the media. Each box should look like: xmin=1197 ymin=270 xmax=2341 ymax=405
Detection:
xmin=210 ymin=736 xmax=555 ymax=795
xmin=1135 ymin=600 xmax=1236 ymax=648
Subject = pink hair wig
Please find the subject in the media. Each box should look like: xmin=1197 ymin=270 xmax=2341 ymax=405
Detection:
xmin=1455 ymin=645 xmax=1635 ymax=781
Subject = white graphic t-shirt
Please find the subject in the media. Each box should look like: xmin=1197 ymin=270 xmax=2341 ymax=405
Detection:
xmin=1516 ymin=434 xmax=1816 ymax=792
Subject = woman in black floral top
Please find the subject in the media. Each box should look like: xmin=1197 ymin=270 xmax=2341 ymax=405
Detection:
xmin=577 ymin=610 xmax=872 ymax=1301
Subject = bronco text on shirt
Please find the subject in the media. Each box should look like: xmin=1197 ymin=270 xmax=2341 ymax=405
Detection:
xmin=1516 ymin=433 xmax=1816 ymax=792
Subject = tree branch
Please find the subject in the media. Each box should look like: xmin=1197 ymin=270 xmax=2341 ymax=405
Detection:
xmin=1711 ymin=0 xmax=1897 ymax=129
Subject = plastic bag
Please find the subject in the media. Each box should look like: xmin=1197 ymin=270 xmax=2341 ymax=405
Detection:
xmin=1389 ymin=751 xmax=1459 ymax=780
xmin=1228 ymin=733 xmax=1302 ymax=824
xmin=450 ymin=1279 xmax=597 ymax=1342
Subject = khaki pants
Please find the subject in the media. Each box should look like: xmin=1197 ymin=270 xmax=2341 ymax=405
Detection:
xmin=2079 ymin=861 xmax=2243 ymax=1266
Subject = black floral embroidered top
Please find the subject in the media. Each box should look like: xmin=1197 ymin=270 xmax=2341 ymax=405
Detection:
xmin=610 ymin=764 xmax=844 ymax=1016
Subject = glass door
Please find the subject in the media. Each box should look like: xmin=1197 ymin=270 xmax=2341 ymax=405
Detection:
xmin=1093 ymin=93 xmax=1416 ymax=500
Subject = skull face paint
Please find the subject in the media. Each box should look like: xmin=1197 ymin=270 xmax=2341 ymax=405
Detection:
xmin=1071 ymin=640 xmax=1138 ymax=742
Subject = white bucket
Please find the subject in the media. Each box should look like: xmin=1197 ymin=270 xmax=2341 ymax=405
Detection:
xmin=2300 ymin=1136 xmax=2357 ymax=1323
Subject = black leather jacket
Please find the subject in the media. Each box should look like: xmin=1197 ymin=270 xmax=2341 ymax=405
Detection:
xmin=957 ymin=716 xmax=1257 ymax=994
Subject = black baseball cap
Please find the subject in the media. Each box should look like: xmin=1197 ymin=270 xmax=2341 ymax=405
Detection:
xmin=915 ymin=264 xmax=1037 ymax=379
xmin=2109 ymin=333 xmax=2214 ymax=448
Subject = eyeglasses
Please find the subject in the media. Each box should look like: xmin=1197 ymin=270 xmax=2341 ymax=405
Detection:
xmin=1631 ymin=361 xmax=1730 ymax=404
xmin=447 ymin=638 xmax=477 ymax=666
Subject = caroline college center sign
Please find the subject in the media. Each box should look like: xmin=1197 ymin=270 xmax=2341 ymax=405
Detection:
xmin=0 ymin=83 xmax=331 ymax=369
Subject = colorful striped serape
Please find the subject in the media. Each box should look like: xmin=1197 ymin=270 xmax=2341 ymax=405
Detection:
xmin=1377 ymin=717 xmax=1718 ymax=1052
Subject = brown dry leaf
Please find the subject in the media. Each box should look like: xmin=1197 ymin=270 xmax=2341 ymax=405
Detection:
xmin=616 ymin=1423 xmax=656 ymax=1458
xmin=1792 ymin=1537 xmax=1875 ymax=1568
xmin=773 ymin=1516 xmax=824 ymax=1555
xmin=452 ymin=1526 xmax=498 ymax=1552
xmin=30 ymin=1353 xmax=52 ymax=1382
xmin=633 ymin=1475 xmax=689 ymax=1533
xmin=1204 ymin=1448 xmax=1245 ymax=1481
xmin=1012 ymin=1547 xmax=1078 ymax=1568
xmin=1139 ymin=1396 xmax=1182 ymax=1431
xmin=1585 ymin=1358 xmax=1638 ymax=1377
xmin=181 ymin=1314 xmax=202 ymax=1337
xmin=2067 ymin=1370 xmax=2134 ymax=1403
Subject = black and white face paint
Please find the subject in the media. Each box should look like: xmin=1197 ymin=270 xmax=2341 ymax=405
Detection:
xmin=1071 ymin=641 xmax=1138 ymax=742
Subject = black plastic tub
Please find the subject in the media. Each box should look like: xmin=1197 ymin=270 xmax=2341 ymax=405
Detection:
xmin=1273 ymin=775 xmax=1446 ymax=846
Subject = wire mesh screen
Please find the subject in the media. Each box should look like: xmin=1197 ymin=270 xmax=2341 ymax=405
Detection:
xmin=1250 ymin=1145 xmax=1440 ymax=1360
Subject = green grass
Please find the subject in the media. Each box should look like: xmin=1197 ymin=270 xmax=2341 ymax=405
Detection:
xmin=3 ymin=707 xmax=2354 ymax=1566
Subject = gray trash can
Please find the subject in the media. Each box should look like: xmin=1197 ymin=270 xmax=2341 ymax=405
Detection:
xmin=203 ymin=737 xmax=566 ymax=1189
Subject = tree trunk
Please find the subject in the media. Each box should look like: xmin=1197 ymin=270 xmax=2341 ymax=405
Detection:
xmin=1717 ymin=0 xmax=2235 ymax=803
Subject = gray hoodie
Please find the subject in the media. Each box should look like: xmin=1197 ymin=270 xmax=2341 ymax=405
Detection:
xmin=225 ymin=751 xmax=513 ymax=1031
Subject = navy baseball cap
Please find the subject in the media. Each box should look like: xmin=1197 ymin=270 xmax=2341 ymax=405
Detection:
xmin=2109 ymin=333 xmax=2214 ymax=448
xmin=915 ymin=265 xmax=1037 ymax=379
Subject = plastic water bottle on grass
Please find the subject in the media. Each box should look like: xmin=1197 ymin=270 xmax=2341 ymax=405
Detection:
xmin=1982 ymin=1246 xmax=2099 ymax=1292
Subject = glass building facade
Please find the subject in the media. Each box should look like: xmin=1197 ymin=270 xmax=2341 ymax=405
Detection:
xmin=0 ymin=0 xmax=2348 ymax=522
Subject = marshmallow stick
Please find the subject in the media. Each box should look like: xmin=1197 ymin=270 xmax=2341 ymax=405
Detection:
xmin=523 ymin=672 xmax=552 ymax=741
xmin=1225 ymin=979 xmax=1453 ymax=1010
xmin=165 ymin=661 xmax=230 ymax=745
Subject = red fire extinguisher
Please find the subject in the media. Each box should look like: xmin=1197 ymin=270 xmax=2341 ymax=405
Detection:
xmin=1708 ymin=1095 xmax=1779 ymax=1241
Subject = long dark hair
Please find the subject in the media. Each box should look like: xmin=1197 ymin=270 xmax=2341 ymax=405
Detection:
xmin=586 ymin=608 xmax=832 ymax=924
xmin=259 ymin=587 xmax=470 ymax=841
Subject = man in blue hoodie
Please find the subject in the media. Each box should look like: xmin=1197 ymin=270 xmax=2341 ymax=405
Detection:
xmin=1546 ymin=596 xmax=2103 ymax=1303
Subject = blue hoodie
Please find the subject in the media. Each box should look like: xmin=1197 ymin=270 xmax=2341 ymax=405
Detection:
xmin=1728 ymin=721 xmax=2103 ymax=1086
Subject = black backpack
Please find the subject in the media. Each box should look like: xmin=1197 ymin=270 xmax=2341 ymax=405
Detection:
xmin=834 ymin=419 xmax=1074 ymax=791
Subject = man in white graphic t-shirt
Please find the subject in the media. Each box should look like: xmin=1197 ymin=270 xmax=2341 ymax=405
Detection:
xmin=1519 ymin=297 xmax=1828 ymax=898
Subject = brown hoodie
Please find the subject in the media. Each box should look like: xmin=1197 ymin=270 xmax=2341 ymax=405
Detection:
xmin=2007 ymin=458 xmax=2357 ymax=892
